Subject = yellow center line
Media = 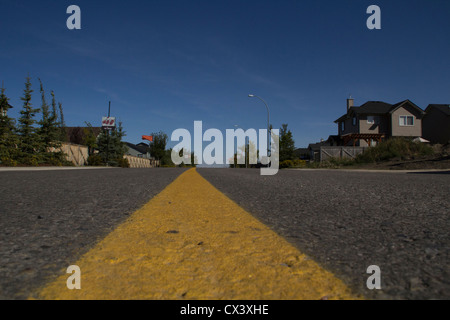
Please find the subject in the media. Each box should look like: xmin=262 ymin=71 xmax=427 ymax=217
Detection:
xmin=32 ymin=168 xmax=362 ymax=300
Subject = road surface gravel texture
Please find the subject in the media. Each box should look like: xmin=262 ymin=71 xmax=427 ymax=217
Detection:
xmin=1 ymin=167 xmax=448 ymax=300
xmin=198 ymin=168 xmax=449 ymax=300
xmin=34 ymin=169 xmax=359 ymax=300
xmin=0 ymin=168 xmax=187 ymax=299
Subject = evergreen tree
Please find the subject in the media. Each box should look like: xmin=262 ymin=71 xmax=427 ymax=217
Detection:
xmin=58 ymin=101 xmax=67 ymax=142
xmin=96 ymin=130 xmax=109 ymax=164
xmin=37 ymin=80 xmax=51 ymax=157
xmin=0 ymin=84 xmax=19 ymax=165
xmin=109 ymin=121 xmax=127 ymax=162
xmin=279 ymin=123 xmax=295 ymax=162
xmin=83 ymin=121 xmax=98 ymax=156
xmin=96 ymin=121 xmax=127 ymax=166
xmin=17 ymin=76 xmax=42 ymax=165
xmin=49 ymin=91 xmax=63 ymax=144
xmin=37 ymin=80 xmax=64 ymax=164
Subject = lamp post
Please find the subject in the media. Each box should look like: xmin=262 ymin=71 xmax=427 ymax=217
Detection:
xmin=248 ymin=94 xmax=270 ymax=156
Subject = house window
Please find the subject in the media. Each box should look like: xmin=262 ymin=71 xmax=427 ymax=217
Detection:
xmin=341 ymin=122 xmax=345 ymax=132
xmin=399 ymin=115 xmax=414 ymax=126
xmin=367 ymin=116 xmax=375 ymax=124
xmin=352 ymin=117 xmax=357 ymax=126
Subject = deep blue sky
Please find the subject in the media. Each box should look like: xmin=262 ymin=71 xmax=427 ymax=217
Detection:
xmin=1 ymin=0 xmax=449 ymax=148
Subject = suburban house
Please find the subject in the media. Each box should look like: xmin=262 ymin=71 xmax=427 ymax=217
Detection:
xmin=123 ymin=141 xmax=161 ymax=168
xmin=125 ymin=142 xmax=152 ymax=159
xmin=334 ymin=98 xmax=425 ymax=147
xmin=422 ymin=104 xmax=450 ymax=144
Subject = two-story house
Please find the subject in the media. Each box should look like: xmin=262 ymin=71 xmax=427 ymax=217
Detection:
xmin=334 ymin=98 xmax=425 ymax=147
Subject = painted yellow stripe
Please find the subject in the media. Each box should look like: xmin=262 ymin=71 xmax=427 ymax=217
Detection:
xmin=32 ymin=168 xmax=361 ymax=300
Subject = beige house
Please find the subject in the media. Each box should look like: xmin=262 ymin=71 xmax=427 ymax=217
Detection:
xmin=422 ymin=104 xmax=450 ymax=144
xmin=334 ymin=98 xmax=425 ymax=147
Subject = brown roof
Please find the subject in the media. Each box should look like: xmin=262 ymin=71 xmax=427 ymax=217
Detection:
xmin=335 ymin=100 xmax=424 ymax=123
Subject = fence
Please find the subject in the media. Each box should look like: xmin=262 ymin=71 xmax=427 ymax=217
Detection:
xmin=124 ymin=155 xmax=160 ymax=168
xmin=59 ymin=143 xmax=89 ymax=166
xmin=318 ymin=146 xmax=366 ymax=162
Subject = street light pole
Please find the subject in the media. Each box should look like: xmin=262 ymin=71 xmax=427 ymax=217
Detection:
xmin=248 ymin=94 xmax=270 ymax=157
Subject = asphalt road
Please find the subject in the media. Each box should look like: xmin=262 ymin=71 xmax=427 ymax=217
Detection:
xmin=198 ymin=168 xmax=450 ymax=300
xmin=0 ymin=168 xmax=187 ymax=300
xmin=1 ymin=167 xmax=448 ymax=300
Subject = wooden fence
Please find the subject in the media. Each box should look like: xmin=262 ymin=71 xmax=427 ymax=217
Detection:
xmin=124 ymin=155 xmax=160 ymax=168
xmin=59 ymin=143 xmax=89 ymax=166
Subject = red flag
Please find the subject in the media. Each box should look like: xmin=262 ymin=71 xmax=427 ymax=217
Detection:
xmin=142 ymin=135 xmax=153 ymax=142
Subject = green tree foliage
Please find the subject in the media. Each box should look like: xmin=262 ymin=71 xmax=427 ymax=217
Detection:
xmin=0 ymin=85 xmax=19 ymax=165
xmin=160 ymin=149 xmax=176 ymax=167
xmin=0 ymin=77 xmax=79 ymax=167
xmin=149 ymin=131 xmax=168 ymax=163
xmin=84 ymin=122 xmax=98 ymax=155
xmin=95 ymin=121 xmax=127 ymax=166
xmin=110 ymin=121 xmax=127 ymax=157
xmin=173 ymin=148 xmax=197 ymax=167
xmin=279 ymin=123 xmax=296 ymax=162
xmin=355 ymin=137 xmax=434 ymax=163
xmin=37 ymin=80 xmax=64 ymax=164
xmin=58 ymin=102 xmax=67 ymax=142
xmin=16 ymin=76 xmax=42 ymax=165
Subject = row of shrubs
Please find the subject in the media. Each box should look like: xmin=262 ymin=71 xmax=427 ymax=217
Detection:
xmin=280 ymin=159 xmax=307 ymax=168
xmin=279 ymin=138 xmax=436 ymax=169
xmin=306 ymin=138 xmax=436 ymax=168
xmin=0 ymin=155 xmax=74 ymax=167
xmin=354 ymin=138 xmax=434 ymax=163
xmin=87 ymin=154 xmax=130 ymax=168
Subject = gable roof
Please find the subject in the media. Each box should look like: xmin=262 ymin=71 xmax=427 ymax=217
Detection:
xmin=334 ymin=100 xmax=425 ymax=123
xmin=389 ymin=99 xmax=425 ymax=115
xmin=334 ymin=101 xmax=392 ymax=123
xmin=353 ymin=101 xmax=393 ymax=115
xmin=136 ymin=142 xmax=150 ymax=148
xmin=125 ymin=142 xmax=149 ymax=155
xmin=425 ymin=104 xmax=450 ymax=116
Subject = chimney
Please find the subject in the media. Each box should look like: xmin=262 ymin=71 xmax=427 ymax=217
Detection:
xmin=347 ymin=96 xmax=354 ymax=112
